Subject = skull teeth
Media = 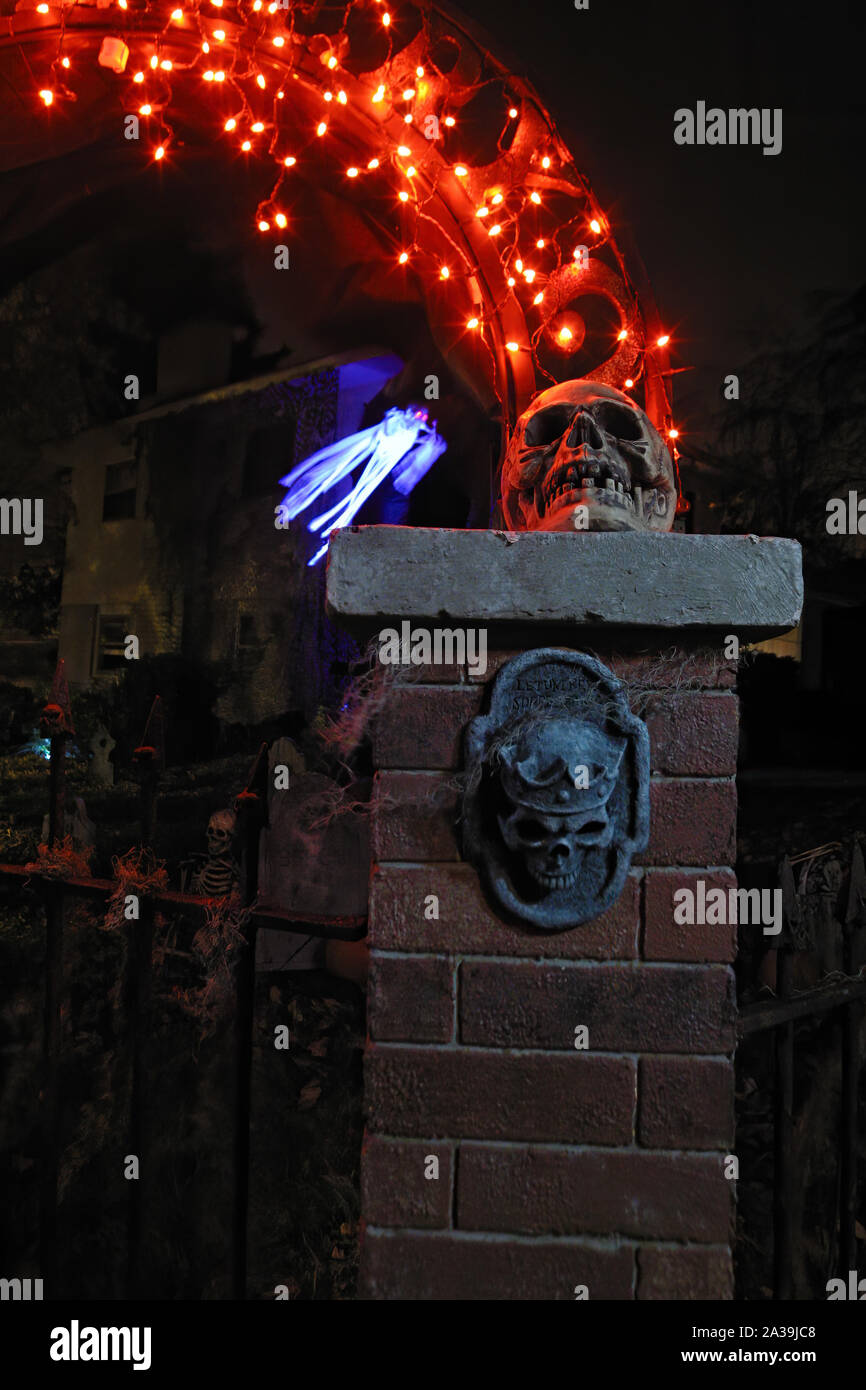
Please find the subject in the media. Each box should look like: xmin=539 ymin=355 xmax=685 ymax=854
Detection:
xmin=545 ymin=473 xmax=634 ymax=508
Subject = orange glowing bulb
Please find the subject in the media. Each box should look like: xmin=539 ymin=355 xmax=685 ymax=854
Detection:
xmin=475 ymin=207 xmax=489 ymax=218
xmin=382 ymin=10 xmax=391 ymax=24
xmin=154 ymin=145 xmax=165 ymax=159
xmin=467 ymin=317 xmax=480 ymax=329
xmin=203 ymin=70 xmax=215 ymax=81
xmin=337 ymin=90 xmax=347 ymax=104
xmin=346 ymin=166 xmax=359 ymax=177
xmin=515 ymin=259 xmax=523 ymax=272
xmin=443 ymin=115 xmax=455 ymax=127
xmin=668 ymin=428 xmax=679 ymax=439
xmin=491 ymin=192 xmax=503 ymax=204
xmin=440 ymin=265 xmax=450 ymax=279
xmin=533 ymin=292 xmax=544 ymax=305
xmin=454 ymin=165 xmax=467 ymax=177
xmin=589 ymin=218 xmax=601 ymax=234
xmin=133 ymin=71 xmax=144 ymax=82
xmin=160 ymin=59 xmax=172 ymax=70
xmin=397 ymin=144 xmax=411 ymax=156
xmin=559 ymin=326 xmax=574 ymax=343
xmin=488 ymin=224 xmax=502 ymax=236
xmin=256 ymin=74 xmax=266 ymax=89
xmin=217 ymin=68 xmax=227 ymax=80
xmin=323 ymin=91 xmax=334 ymax=101
xmin=283 ymin=155 xmax=296 ymax=166
xmin=657 ymin=334 xmax=670 ymax=347
xmin=250 ymin=121 xmax=263 ymax=132
xmin=139 ymin=103 xmax=152 ymax=114
xmin=536 ymin=239 xmax=545 ymax=249
xmin=403 ymin=88 xmax=415 ymax=100
xmin=316 ymin=121 xmax=327 ymax=136
xmin=224 ymin=118 xmax=237 ymax=131
xmin=277 ymin=91 xmax=284 ymax=99
xmin=372 ymin=85 xmax=385 ymax=102
xmin=39 ymin=88 xmax=54 ymax=105
xmin=275 ymin=212 xmax=287 ymax=228
xmin=367 ymin=158 xmax=380 ymax=169
xmin=529 ymin=191 xmax=541 ymax=204
xmin=505 ymin=342 xmax=519 ymax=353
xmin=508 ymin=106 xmax=518 ymax=118
xmin=617 ymin=329 xmax=628 ymax=341
xmin=241 ymin=140 xmax=251 ymax=151
xmin=625 ymin=378 xmax=634 ymax=389
xmin=416 ymin=65 xmax=425 ymax=77
xmin=214 ymin=28 xmax=225 ymax=39
xmin=507 ymin=276 xmax=516 ymax=287
xmin=398 ymin=251 xmax=409 ymax=264
xmin=171 ymin=7 xmax=183 ymax=17
xmin=150 ymin=55 xmax=159 ymax=68
xmin=202 ymin=41 xmax=210 ymax=52
xmin=258 ymin=220 xmax=270 ymax=232
xmin=252 ymin=0 xmax=261 ymax=8
xmin=524 ymin=269 xmax=536 ymax=283
xmin=403 ymin=113 xmax=412 ymax=123
xmin=36 ymin=2 xmax=48 ymax=11
xmin=61 ymin=56 xmax=70 ymax=68
xmin=541 ymin=155 xmax=551 ymax=168
xmin=272 ymin=35 xmax=285 ymax=47
xmin=118 ymin=0 xmax=127 ymax=9
xmin=328 ymin=55 xmax=338 ymax=69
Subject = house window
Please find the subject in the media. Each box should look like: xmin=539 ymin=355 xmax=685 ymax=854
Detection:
xmin=95 ymin=613 xmax=131 ymax=672
xmin=102 ymin=460 xmax=138 ymax=521
xmin=242 ymin=419 xmax=296 ymax=498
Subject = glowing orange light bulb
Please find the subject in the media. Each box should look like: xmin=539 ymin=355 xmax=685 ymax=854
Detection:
xmin=154 ymin=145 xmax=166 ymax=159
xmin=252 ymin=0 xmax=261 ymax=8
xmin=454 ymin=165 xmax=467 ymax=177
xmin=467 ymin=317 xmax=480 ymax=329
xmin=440 ymin=265 xmax=450 ymax=279
xmin=160 ymin=59 xmax=172 ymax=70
xmin=337 ymin=90 xmax=347 ymax=104
xmin=589 ymin=218 xmax=601 ymax=234
xmin=488 ymin=224 xmax=502 ymax=236
xmin=617 ymin=329 xmax=628 ymax=341
xmin=323 ymin=91 xmax=334 ymax=102
xmin=529 ymin=191 xmax=541 ymax=205
xmin=61 ymin=56 xmax=70 ymax=68
xmin=657 ymin=334 xmax=670 ymax=347
xmin=203 ymin=70 xmax=215 ymax=81
xmin=398 ymin=190 xmax=409 ymax=202
xmin=258 ymin=220 xmax=270 ymax=232
xmin=398 ymin=251 xmax=409 ymax=264
xmin=214 ymin=28 xmax=225 ymax=39
xmin=38 ymin=88 xmax=54 ymax=105
xmin=475 ymin=206 xmax=489 ymax=218
xmin=508 ymin=106 xmax=518 ymax=118
xmin=559 ymin=326 xmax=573 ymax=343
xmin=533 ymin=291 xmax=544 ymax=305
xmin=150 ymin=55 xmax=158 ymax=68
xmin=346 ymin=166 xmax=359 ymax=177
xmin=372 ymin=85 xmax=385 ymax=102
xmin=202 ymin=41 xmax=210 ymax=52
xmin=275 ymin=212 xmax=287 ymax=228
xmin=397 ymin=144 xmax=411 ymax=156
xmin=133 ymin=71 xmax=144 ymax=82
xmin=403 ymin=113 xmax=412 ymax=123
xmin=668 ymin=427 xmax=679 ymax=439
xmin=524 ymin=268 xmax=536 ymax=283
xmin=241 ymin=140 xmax=251 ymax=151
xmin=256 ymin=74 xmax=265 ymax=89
xmin=316 ymin=121 xmax=327 ymax=136
xmin=251 ymin=121 xmax=264 ymax=132
xmin=139 ymin=103 xmax=152 ymax=114
xmin=515 ymin=259 xmax=523 ymax=272
xmin=118 ymin=0 xmax=127 ymax=9
xmin=507 ymin=276 xmax=516 ymax=287
xmin=272 ymin=35 xmax=285 ymax=47
xmin=36 ymin=3 xmax=48 ymax=11
xmin=328 ymin=55 xmax=338 ymax=69
xmin=367 ymin=157 xmax=380 ymax=169
xmin=382 ymin=10 xmax=391 ymax=24
xmin=625 ymin=378 xmax=634 ymax=388
xmin=536 ymin=238 xmax=545 ymax=249
xmin=224 ymin=118 xmax=237 ymax=131
xmin=171 ymin=7 xmax=183 ymax=18
xmin=277 ymin=91 xmax=284 ymax=99
xmin=491 ymin=192 xmax=503 ymax=205
xmin=210 ymin=0 xmax=223 ymax=6
xmin=283 ymin=155 xmax=296 ymax=166
xmin=443 ymin=115 xmax=455 ymax=127
xmin=541 ymin=155 xmax=551 ymax=168
xmin=416 ymin=66 xmax=424 ymax=77
xmin=505 ymin=341 xmax=519 ymax=353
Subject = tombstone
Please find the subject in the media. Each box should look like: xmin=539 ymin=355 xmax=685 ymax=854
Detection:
xmin=88 ymin=724 xmax=116 ymax=785
xmin=256 ymin=772 xmax=370 ymax=970
xmin=41 ymin=796 xmax=96 ymax=853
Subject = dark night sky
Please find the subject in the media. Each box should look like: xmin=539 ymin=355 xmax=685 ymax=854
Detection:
xmin=461 ymin=0 xmax=865 ymax=442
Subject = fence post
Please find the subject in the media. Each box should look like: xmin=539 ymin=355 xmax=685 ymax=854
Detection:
xmin=230 ymin=742 xmax=269 ymax=1300
xmin=125 ymin=696 xmax=164 ymax=1298
xmin=38 ymin=659 xmax=74 ymax=1296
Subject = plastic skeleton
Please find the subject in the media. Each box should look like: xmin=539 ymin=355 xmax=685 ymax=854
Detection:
xmin=192 ymin=809 xmax=240 ymax=898
xmin=278 ymin=406 xmax=447 ymax=565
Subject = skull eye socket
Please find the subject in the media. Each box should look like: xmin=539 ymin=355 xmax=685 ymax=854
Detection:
xmin=593 ymin=401 xmax=645 ymax=442
xmin=515 ymin=816 xmax=548 ymax=842
xmin=523 ymin=403 xmax=575 ymax=448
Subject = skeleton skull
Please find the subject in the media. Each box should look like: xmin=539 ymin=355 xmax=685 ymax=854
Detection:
xmin=206 ymin=809 xmax=237 ymax=858
xmin=496 ymin=716 xmax=626 ymax=893
xmin=500 ymin=379 xmax=677 ymax=533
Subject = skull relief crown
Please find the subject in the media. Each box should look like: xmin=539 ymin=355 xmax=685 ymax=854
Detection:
xmin=499 ymin=379 xmax=677 ymax=534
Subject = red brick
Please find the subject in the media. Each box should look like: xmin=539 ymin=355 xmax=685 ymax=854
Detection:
xmin=637 ymin=779 xmax=737 ymax=866
xmin=460 ymin=960 xmax=736 ymax=1054
xmin=373 ymin=686 xmax=482 ymax=769
xmin=646 ymin=692 xmax=739 ymax=776
xmin=369 ymin=864 xmax=639 ymax=960
xmin=361 ymin=1137 xmax=453 ymax=1228
xmin=369 ymin=953 xmax=454 ymax=1043
xmin=637 ymin=1245 xmax=734 ymax=1300
xmin=458 ymin=1146 xmax=732 ymax=1242
xmin=371 ymin=771 xmax=459 ymax=862
xmin=639 ymin=1057 xmax=735 ymax=1149
xmin=360 ymin=1230 xmax=635 ymax=1300
xmin=365 ymin=1047 xmax=635 ymax=1144
xmin=644 ymin=869 xmax=738 ymax=962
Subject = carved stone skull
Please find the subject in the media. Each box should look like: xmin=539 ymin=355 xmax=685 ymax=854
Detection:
xmin=206 ymin=809 xmax=237 ymax=859
xmin=499 ymin=379 xmax=677 ymax=533
xmin=496 ymin=717 xmax=626 ymax=892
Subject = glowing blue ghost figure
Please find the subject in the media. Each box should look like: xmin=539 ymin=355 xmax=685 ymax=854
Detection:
xmin=278 ymin=406 xmax=447 ymax=565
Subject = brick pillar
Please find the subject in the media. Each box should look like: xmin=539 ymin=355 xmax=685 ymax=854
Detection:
xmin=327 ymin=528 xmax=802 ymax=1301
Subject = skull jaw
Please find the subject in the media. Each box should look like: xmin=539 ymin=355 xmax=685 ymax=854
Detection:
xmin=533 ymin=484 xmax=674 ymax=533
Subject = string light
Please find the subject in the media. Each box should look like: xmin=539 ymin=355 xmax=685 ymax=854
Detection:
xmin=36 ymin=2 xmax=48 ymax=10
xmin=241 ymin=139 xmax=251 ymax=151
xmin=171 ymin=7 xmax=183 ymax=17
xmin=541 ymin=155 xmax=551 ymax=168
xmin=256 ymin=74 xmax=266 ymax=89
xmin=283 ymin=155 xmax=296 ymax=167
xmin=454 ymin=165 xmax=467 ymax=177
xmin=398 ymin=190 xmax=409 ymax=202
xmin=668 ymin=427 xmax=679 ymax=439
xmin=443 ymin=115 xmax=455 ymax=127
xmin=529 ymin=191 xmax=541 ymax=204
xmin=617 ymin=329 xmax=628 ymax=341
xmin=316 ymin=121 xmax=327 ymax=136
xmin=346 ymin=166 xmax=359 ymax=177
xmin=224 ymin=118 xmax=237 ymax=132
xmin=440 ymin=265 xmax=450 ymax=279
xmin=372 ymin=85 xmax=385 ymax=102
xmin=39 ymin=88 xmax=54 ymax=105
xmin=139 ymin=103 xmax=152 ymax=115
xmin=133 ymin=71 xmax=144 ymax=83
xmin=505 ymin=341 xmax=519 ymax=352
xmin=397 ymin=144 xmax=411 ymax=156
xmin=624 ymin=377 xmax=634 ymax=388
xmin=467 ymin=316 xmax=480 ymax=329
xmin=533 ymin=291 xmax=543 ymax=304
xmin=154 ymin=144 xmax=166 ymax=159
xmin=657 ymin=334 xmax=670 ymax=347
xmin=61 ymin=56 xmax=69 ymax=68
xmin=367 ymin=157 xmax=380 ymax=169
xmin=382 ymin=10 xmax=391 ymax=24
xmin=589 ymin=218 xmax=601 ymax=234
xmin=558 ymin=326 xmax=573 ymax=343
xmin=398 ymin=251 xmax=409 ymax=264
xmin=258 ymin=219 xmax=270 ymax=232
xmin=251 ymin=121 xmax=265 ymax=133
xmin=508 ymin=106 xmax=518 ymax=118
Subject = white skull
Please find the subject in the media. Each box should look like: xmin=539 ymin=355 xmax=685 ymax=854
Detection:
xmin=499 ymin=379 xmax=677 ymax=533
xmin=206 ymin=809 xmax=237 ymax=858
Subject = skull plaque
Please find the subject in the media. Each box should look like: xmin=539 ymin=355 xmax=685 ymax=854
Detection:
xmin=463 ymin=650 xmax=649 ymax=930
xmin=499 ymin=379 xmax=677 ymax=533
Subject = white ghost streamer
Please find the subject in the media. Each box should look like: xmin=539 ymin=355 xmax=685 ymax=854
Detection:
xmin=278 ymin=406 xmax=447 ymax=566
